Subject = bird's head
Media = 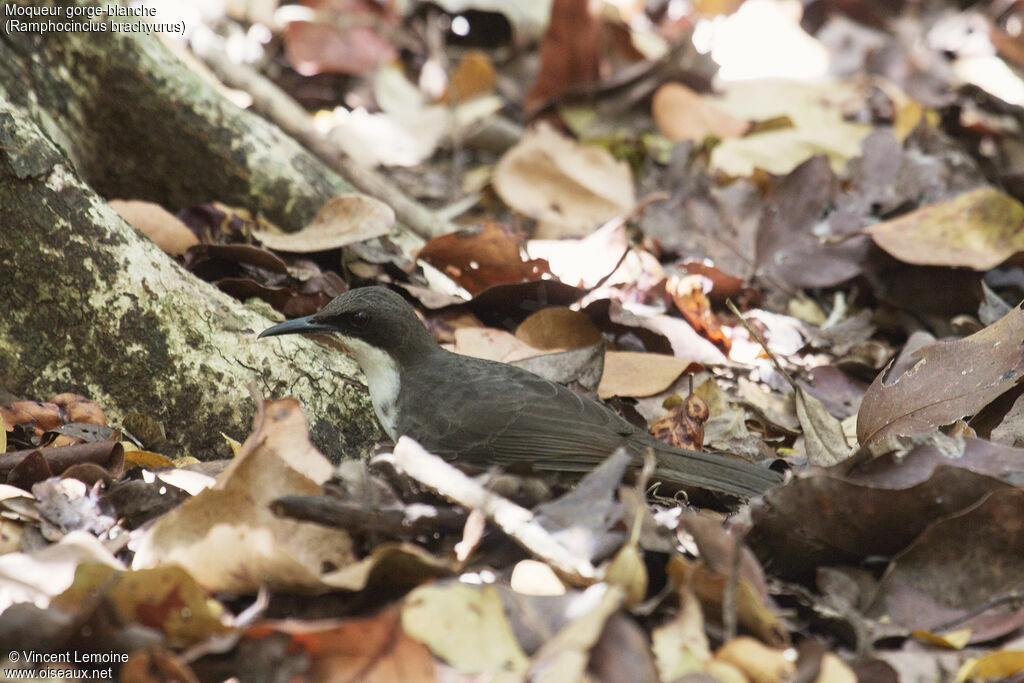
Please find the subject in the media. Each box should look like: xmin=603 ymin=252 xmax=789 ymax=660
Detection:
xmin=258 ymin=286 xmax=437 ymax=366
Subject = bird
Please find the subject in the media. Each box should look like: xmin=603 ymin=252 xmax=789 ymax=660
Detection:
xmin=259 ymin=286 xmax=782 ymax=501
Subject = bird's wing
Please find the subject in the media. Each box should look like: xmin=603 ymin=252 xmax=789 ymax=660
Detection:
xmin=396 ymin=353 xmax=637 ymax=470
xmin=395 ymin=353 xmax=781 ymax=498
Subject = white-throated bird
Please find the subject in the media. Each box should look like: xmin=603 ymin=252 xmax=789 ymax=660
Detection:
xmin=259 ymin=286 xmax=782 ymax=501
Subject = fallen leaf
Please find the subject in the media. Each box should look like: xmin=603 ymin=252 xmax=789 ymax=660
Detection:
xmin=417 ymin=223 xmax=550 ymax=295
xmin=709 ymin=79 xmax=872 ymax=175
xmin=524 ymin=0 xmax=601 ymax=111
xmin=283 ymin=0 xmax=397 ymax=76
xmin=678 ymin=515 xmax=785 ymax=645
xmin=956 ymin=651 xmax=1024 ymax=681
xmin=401 ymin=582 xmax=529 ymax=675
xmin=652 ymin=586 xmax=712 ymax=680
xmin=796 ymin=388 xmax=852 ymax=466
xmin=652 ymin=82 xmax=749 ymax=142
xmin=510 ymin=560 xmax=566 ymax=595
xmin=746 ymin=461 xmax=1012 ymax=581
xmin=649 ymin=393 xmax=710 ymax=451
xmin=857 ymin=306 xmax=1024 ymax=445
xmin=110 ymin=199 xmax=198 ymax=256
xmin=714 ymin=637 xmax=795 ymax=682
xmin=245 ymin=608 xmax=437 ymax=683
xmin=493 ymin=123 xmax=636 ymax=238
xmin=515 ymin=307 xmax=602 ymax=350
xmin=598 ymin=351 xmax=693 ymax=399
xmin=754 ymin=156 xmax=871 ymax=289
xmin=253 ymin=195 xmax=394 ymax=252
xmin=131 ymin=398 xmax=357 ymax=593
xmin=815 ymin=653 xmax=859 ymax=683
xmin=0 ymin=531 xmax=123 ymax=613
xmin=667 ymin=273 xmax=730 ymax=351
xmin=604 ymin=511 xmax=648 ymax=607
xmin=443 ymin=50 xmax=496 ymax=103
xmin=528 ymin=584 xmax=628 ymax=681
xmin=865 ymin=187 xmax=1024 ymax=270
xmin=452 ymin=327 xmax=548 ymax=363
xmin=53 ymin=563 xmax=229 ymax=647
xmin=869 ymin=488 xmax=1024 ymax=643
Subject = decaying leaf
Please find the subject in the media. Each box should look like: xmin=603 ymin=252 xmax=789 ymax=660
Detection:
xmin=52 ymin=563 xmax=230 ymax=648
xmin=253 ymin=195 xmax=395 ymax=252
xmin=515 ymin=306 xmax=602 ymax=351
xmin=709 ymin=79 xmax=873 ymax=175
xmin=597 ymin=351 xmax=693 ymax=399
xmin=401 ymin=582 xmax=529 ymax=675
xmin=869 ymin=488 xmax=1024 ymax=643
xmin=110 ymin=199 xmax=198 ymax=256
xmin=865 ymin=187 xmax=1024 ymax=270
xmin=649 ymin=393 xmax=710 ymax=451
xmin=417 ymin=223 xmax=551 ymax=295
xmin=796 ymin=388 xmax=852 ymax=466
xmin=283 ymin=0 xmax=398 ymax=76
xmin=493 ymin=123 xmax=635 ymax=238
xmin=857 ymin=307 xmax=1024 ymax=446
xmin=652 ymin=82 xmax=749 ymax=142
xmin=245 ymin=608 xmax=437 ymax=682
xmin=524 ymin=0 xmax=601 ymax=111
xmin=652 ymin=586 xmax=712 ymax=680
xmin=131 ymin=398 xmax=356 ymax=593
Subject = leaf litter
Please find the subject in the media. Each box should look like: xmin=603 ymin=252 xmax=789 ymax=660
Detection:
xmin=8 ymin=0 xmax=1024 ymax=679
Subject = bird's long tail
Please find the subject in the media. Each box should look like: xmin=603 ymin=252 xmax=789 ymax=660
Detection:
xmin=651 ymin=445 xmax=783 ymax=499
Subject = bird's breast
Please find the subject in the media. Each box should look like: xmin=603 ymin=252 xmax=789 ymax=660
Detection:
xmin=340 ymin=337 xmax=401 ymax=438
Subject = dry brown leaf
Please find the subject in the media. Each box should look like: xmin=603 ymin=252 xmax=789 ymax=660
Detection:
xmin=815 ymin=654 xmax=858 ymax=683
xmin=524 ymin=0 xmax=601 ymax=112
xmin=443 ymin=50 xmax=495 ymax=103
xmin=493 ymin=123 xmax=635 ymax=238
xmin=245 ymin=608 xmax=437 ymax=683
xmin=283 ymin=0 xmax=397 ymax=76
xmin=417 ymin=223 xmax=550 ymax=295
xmin=402 ymin=583 xmax=529 ymax=675
xmin=53 ymin=563 xmax=230 ymax=647
xmin=109 ymin=199 xmax=198 ymax=256
xmin=597 ymin=351 xmax=693 ymax=399
xmin=652 ymin=82 xmax=749 ymax=142
xmin=715 ymin=637 xmax=795 ymax=683
xmin=667 ymin=274 xmax=731 ymax=351
xmin=0 ymin=531 xmax=123 ymax=613
xmin=667 ymin=554 xmax=785 ymax=647
xmin=515 ymin=307 xmax=602 ymax=351
xmin=649 ymin=393 xmax=709 ymax=451
xmin=865 ymin=187 xmax=1024 ymax=270
xmin=253 ymin=195 xmax=394 ymax=252
xmin=652 ymin=586 xmax=712 ymax=680
xmin=795 ymin=388 xmax=851 ymax=466
xmin=857 ymin=307 xmax=1024 ymax=445
xmin=131 ymin=398 xmax=356 ymax=593
xmin=452 ymin=327 xmax=548 ymax=363
xmin=528 ymin=585 xmax=627 ymax=681
xmin=868 ymin=488 xmax=1024 ymax=643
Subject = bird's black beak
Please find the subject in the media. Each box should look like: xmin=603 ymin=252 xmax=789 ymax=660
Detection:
xmin=258 ymin=315 xmax=335 ymax=339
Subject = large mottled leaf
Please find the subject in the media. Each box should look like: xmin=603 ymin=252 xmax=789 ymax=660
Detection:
xmin=857 ymin=307 xmax=1024 ymax=445
xmin=865 ymin=187 xmax=1024 ymax=270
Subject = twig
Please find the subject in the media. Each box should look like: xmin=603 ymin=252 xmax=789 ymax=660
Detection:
xmin=271 ymin=494 xmax=467 ymax=536
xmin=387 ymin=437 xmax=598 ymax=583
xmin=722 ymin=533 xmax=741 ymax=642
xmin=725 ymin=299 xmax=798 ymax=391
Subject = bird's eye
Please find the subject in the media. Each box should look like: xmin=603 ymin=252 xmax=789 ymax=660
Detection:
xmin=351 ymin=310 xmax=369 ymax=327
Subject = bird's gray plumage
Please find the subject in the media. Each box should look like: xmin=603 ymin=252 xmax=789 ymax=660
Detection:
xmin=260 ymin=286 xmax=782 ymax=499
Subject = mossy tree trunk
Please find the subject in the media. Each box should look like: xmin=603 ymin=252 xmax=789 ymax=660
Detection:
xmin=0 ymin=1 xmax=384 ymax=459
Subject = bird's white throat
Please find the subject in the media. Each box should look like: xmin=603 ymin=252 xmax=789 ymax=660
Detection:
xmin=340 ymin=337 xmax=401 ymax=438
